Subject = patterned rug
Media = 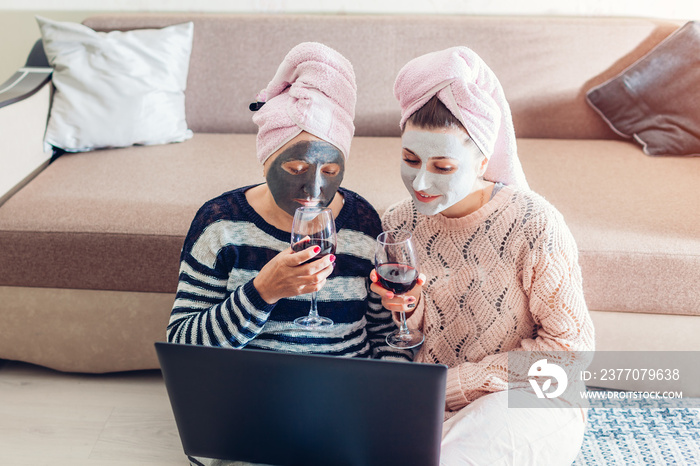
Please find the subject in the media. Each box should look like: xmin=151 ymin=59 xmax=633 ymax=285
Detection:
xmin=574 ymin=398 xmax=700 ymax=465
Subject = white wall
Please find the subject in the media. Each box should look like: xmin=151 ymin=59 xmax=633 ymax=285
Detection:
xmin=2 ymin=0 xmax=700 ymax=18
xmin=1 ymin=0 xmax=698 ymax=80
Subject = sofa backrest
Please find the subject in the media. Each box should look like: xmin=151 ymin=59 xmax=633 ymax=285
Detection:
xmin=83 ymin=14 xmax=681 ymax=140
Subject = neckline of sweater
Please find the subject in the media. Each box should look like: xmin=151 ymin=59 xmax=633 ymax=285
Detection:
xmin=425 ymin=184 xmax=515 ymax=230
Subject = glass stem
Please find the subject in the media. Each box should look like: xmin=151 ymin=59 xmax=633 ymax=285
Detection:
xmin=399 ymin=311 xmax=409 ymax=334
xmin=309 ymin=291 xmax=319 ymax=318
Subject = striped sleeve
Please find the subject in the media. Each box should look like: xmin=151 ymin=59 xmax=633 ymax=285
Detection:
xmin=166 ymin=214 xmax=276 ymax=347
xmin=365 ymin=288 xmax=414 ymax=361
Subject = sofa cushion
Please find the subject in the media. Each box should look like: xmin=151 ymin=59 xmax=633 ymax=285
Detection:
xmin=518 ymin=138 xmax=700 ymax=316
xmin=37 ymin=17 xmax=194 ymax=152
xmin=0 ymin=135 xmax=697 ymax=317
xmin=586 ymin=21 xmax=700 ymax=156
xmin=82 ymin=14 xmax=681 ymax=140
xmin=0 ymin=134 xmax=262 ymax=293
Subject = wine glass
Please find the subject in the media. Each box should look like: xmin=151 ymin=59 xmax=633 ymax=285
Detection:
xmin=291 ymin=206 xmax=337 ymax=329
xmin=375 ymin=229 xmax=424 ymax=349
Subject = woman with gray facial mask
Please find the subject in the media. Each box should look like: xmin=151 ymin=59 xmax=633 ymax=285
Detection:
xmin=370 ymin=47 xmax=595 ymax=465
xmin=167 ymin=42 xmax=412 ymax=400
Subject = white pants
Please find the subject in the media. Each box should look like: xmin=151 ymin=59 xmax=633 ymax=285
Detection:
xmin=440 ymin=390 xmax=586 ymax=466
xmin=194 ymin=389 xmax=585 ymax=466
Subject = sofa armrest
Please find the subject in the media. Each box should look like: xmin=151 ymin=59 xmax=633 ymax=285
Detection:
xmin=0 ymin=38 xmax=51 ymax=109
xmin=0 ymin=67 xmax=52 ymax=109
xmin=0 ymin=66 xmax=53 ymax=207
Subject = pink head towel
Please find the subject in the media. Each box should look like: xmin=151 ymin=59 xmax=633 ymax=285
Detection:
xmin=394 ymin=47 xmax=528 ymax=188
xmin=252 ymin=42 xmax=357 ymax=164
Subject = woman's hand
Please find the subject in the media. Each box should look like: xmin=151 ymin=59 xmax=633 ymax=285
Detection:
xmin=254 ymin=245 xmax=335 ymax=304
xmin=369 ymin=269 xmax=426 ymax=317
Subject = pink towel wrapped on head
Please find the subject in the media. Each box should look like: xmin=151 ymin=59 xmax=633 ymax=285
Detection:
xmin=252 ymin=42 xmax=357 ymax=164
xmin=394 ymin=47 xmax=529 ymax=189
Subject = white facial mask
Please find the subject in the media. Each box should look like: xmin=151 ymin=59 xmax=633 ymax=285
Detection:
xmin=401 ymin=129 xmax=483 ymax=216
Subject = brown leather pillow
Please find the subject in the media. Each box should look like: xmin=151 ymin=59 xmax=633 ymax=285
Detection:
xmin=586 ymin=21 xmax=700 ymax=156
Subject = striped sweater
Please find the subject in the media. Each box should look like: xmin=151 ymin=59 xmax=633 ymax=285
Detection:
xmin=167 ymin=185 xmax=411 ymax=361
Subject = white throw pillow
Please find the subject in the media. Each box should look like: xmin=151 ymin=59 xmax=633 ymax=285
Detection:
xmin=37 ymin=16 xmax=194 ymax=152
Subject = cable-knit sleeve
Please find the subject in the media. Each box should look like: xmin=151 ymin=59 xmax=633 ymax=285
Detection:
xmin=444 ymin=206 xmax=595 ymax=412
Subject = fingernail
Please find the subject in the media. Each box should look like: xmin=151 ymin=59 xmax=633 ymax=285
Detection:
xmin=408 ymin=296 xmax=416 ymax=303
xmin=387 ymin=292 xmax=394 ymax=299
xmin=313 ymin=246 xmax=321 ymax=254
xmin=329 ymin=254 xmax=336 ymax=262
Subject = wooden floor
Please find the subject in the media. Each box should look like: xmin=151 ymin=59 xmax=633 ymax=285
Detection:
xmin=0 ymin=358 xmax=187 ymax=465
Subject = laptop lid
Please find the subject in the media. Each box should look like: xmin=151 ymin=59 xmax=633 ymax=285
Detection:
xmin=155 ymin=342 xmax=447 ymax=466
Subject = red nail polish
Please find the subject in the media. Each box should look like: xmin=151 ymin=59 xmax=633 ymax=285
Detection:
xmin=329 ymin=254 xmax=336 ymax=262
xmin=313 ymin=246 xmax=321 ymax=254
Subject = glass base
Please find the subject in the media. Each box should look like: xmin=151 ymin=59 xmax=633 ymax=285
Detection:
xmin=294 ymin=315 xmax=334 ymax=329
xmin=386 ymin=329 xmax=424 ymax=349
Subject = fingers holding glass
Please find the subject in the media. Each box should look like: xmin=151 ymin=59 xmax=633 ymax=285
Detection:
xmin=291 ymin=207 xmax=337 ymax=329
xmin=375 ymin=230 xmax=424 ymax=349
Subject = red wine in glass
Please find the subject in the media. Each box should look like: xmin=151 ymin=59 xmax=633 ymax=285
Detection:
xmin=376 ymin=263 xmax=418 ymax=295
xmin=292 ymin=238 xmax=336 ymax=260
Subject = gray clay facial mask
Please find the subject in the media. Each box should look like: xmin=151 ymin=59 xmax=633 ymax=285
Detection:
xmin=266 ymin=140 xmax=345 ymax=217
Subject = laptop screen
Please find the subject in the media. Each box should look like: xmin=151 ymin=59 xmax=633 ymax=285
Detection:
xmin=156 ymin=342 xmax=447 ymax=466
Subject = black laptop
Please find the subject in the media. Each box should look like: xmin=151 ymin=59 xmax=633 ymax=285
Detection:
xmin=155 ymin=342 xmax=447 ymax=466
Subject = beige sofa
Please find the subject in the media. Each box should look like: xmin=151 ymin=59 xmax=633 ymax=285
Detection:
xmin=1 ymin=14 xmax=698 ymax=373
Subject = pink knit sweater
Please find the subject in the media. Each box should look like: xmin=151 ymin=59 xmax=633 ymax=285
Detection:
xmin=382 ymin=186 xmax=595 ymax=418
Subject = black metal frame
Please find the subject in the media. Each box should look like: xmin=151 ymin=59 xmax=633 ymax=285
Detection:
xmin=0 ymin=39 xmax=52 ymax=109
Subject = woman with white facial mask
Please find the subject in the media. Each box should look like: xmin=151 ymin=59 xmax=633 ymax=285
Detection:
xmin=167 ymin=42 xmax=411 ymax=365
xmin=370 ymin=47 xmax=595 ymax=465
